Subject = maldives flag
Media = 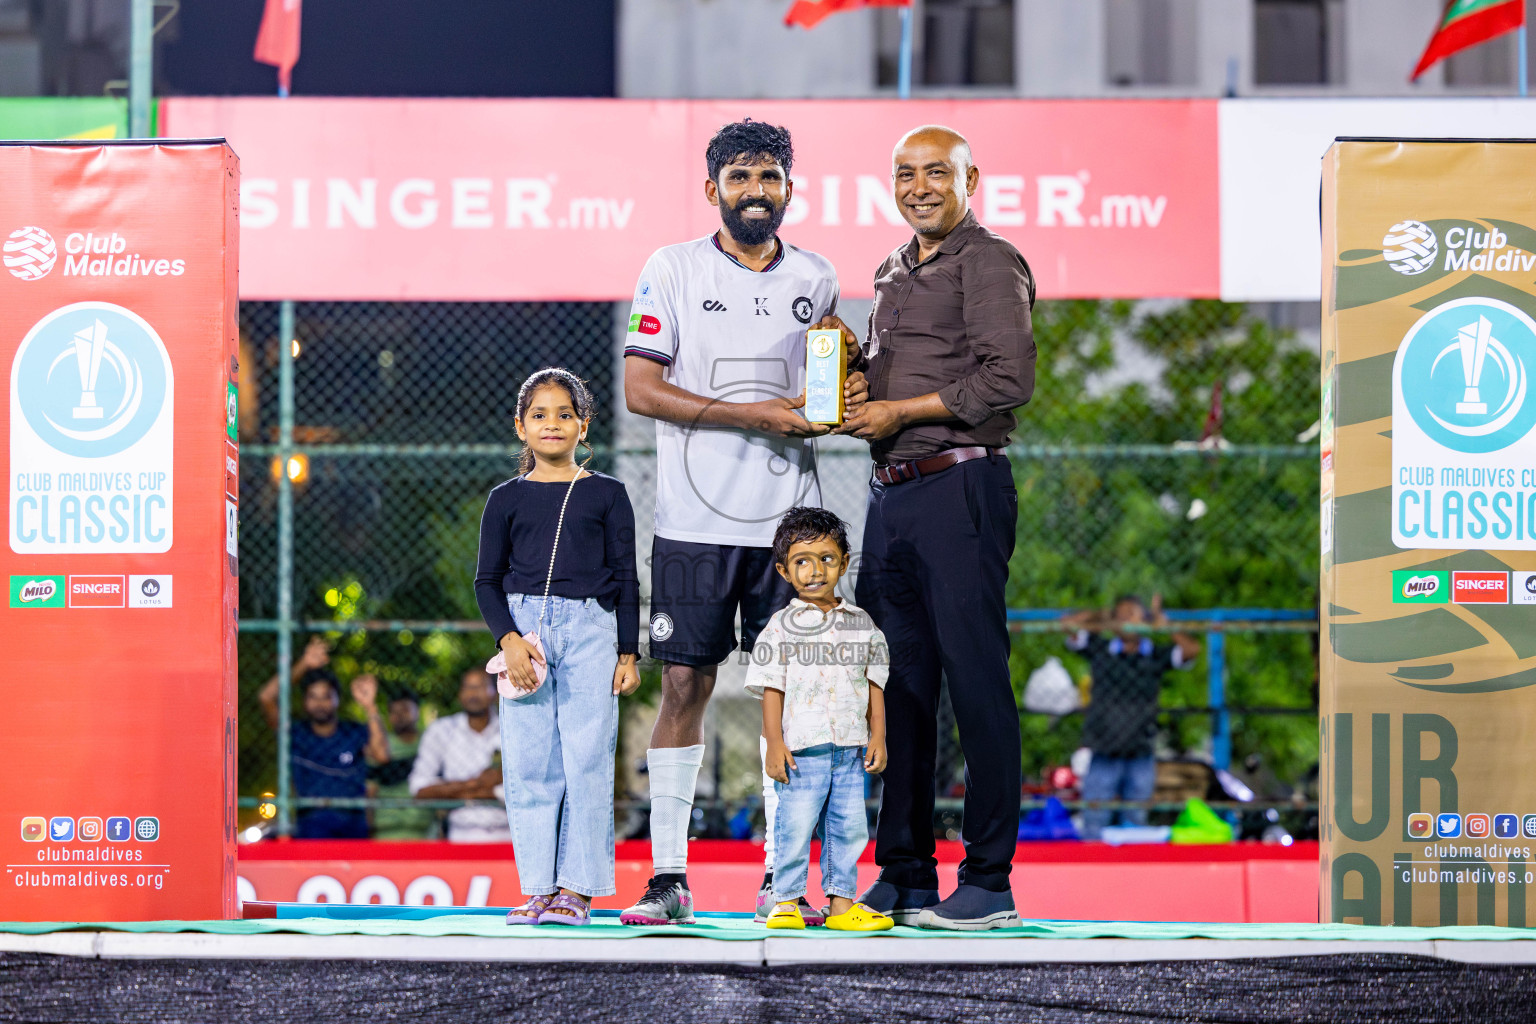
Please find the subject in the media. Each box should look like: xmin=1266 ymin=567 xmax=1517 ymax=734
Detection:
xmin=253 ymin=0 xmax=303 ymax=93
xmin=1412 ymin=0 xmax=1525 ymax=80
xmin=785 ymin=0 xmax=911 ymax=30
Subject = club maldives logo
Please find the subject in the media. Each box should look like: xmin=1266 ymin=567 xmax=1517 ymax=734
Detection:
xmin=1397 ymin=297 xmax=1536 ymax=455
xmin=12 ymin=303 xmax=169 ymax=459
xmin=1383 ymin=220 xmax=1438 ymax=275
xmin=4 ymin=226 xmax=57 ymax=280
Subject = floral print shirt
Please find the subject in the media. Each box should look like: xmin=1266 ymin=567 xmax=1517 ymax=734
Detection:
xmin=744 ymin=598 xmax=888 ymax=751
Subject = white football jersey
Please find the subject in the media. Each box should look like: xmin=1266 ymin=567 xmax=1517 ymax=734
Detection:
xmin=626 ymin=234 xmax=840 ymax=546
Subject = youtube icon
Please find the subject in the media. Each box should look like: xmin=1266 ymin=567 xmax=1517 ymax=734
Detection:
xmin=1451 ymin=571 xmax=1509 ymax=605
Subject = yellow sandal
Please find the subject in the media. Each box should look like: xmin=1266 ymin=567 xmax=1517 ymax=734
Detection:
xmin=824 ymin=902 xmax=895 ymax=932
xmin=764 ymin=901 xmax=806 ymax=930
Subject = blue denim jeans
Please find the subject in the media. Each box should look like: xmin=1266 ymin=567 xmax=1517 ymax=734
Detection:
xmin=771 ymin=744 xmax=868 ymax=902
xmin=1080 ymin=752 xmax=1157 ymax=840
xmin=501 ymin=593 xmax=619 ymax=897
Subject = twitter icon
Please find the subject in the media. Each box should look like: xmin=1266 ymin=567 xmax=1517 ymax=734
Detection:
xmin=49 ymin=817 xmax=74 ymax=842
xmin=1437 ymin=813 xmax=1462 ymax=838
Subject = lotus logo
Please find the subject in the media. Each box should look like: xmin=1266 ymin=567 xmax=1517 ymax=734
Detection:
xmin=18 ymin=579 xmax=57 ymax=603
xmin=1401 ymin=575 xmax=1440 ymax=599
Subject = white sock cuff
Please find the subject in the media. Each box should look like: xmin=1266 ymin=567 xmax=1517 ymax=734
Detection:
xmin=648 ymin=744 xmax=705 ymax=769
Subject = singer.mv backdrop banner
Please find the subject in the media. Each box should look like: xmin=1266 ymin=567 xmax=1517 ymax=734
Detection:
xmin=162 ymin=96 xmax=1536 ymax=304
xmin=162 ymin=97 xmax=1220 ymax=301
xmin=0 ymin=141 xmax=239 ymax=921
xmin=1321 ymin=139 xmax=1536 ymax=927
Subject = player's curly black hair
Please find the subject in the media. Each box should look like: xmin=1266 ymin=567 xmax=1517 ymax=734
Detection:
xmin=772 ymin=506 xmax=849 ymax=567
xmin=706 ymin=119 xmax=794 ymax=182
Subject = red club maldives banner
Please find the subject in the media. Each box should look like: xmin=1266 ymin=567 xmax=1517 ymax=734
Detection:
xmin=0 ymin=142 xmax=239 ymax=920
xmin=161 ymin=98 xmax=1218 ymax=301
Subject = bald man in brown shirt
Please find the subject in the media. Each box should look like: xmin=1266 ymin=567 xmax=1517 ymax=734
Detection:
xmin=822 ymin=125 xmax=1035 ymax=930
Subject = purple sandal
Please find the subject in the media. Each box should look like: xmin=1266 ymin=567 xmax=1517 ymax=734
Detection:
xmin=506 ymin=893 xmax=556 ymax=925
xmin=537 ymin=893 xmax=592 ymax=926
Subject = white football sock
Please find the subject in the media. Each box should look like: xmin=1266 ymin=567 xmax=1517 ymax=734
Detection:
xmin=760 ymin=734 xmax=777 ymax=873
xmin=647 ymin=744 xmax=704 ymax=874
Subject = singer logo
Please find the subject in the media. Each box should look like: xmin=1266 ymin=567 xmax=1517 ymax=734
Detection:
xmin=68 ymin=574 xmax=126 ymax=608
xmin=1451 ymin=571 xmax=1509 ymax=604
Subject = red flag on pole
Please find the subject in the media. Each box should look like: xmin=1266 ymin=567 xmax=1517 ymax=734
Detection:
xmin=1411 ymin=0 xmax=1524 ymax=80
xmin=785 ymin=0 xmax=911 ymax=30
xmin=254 ymin=0 xmax=303 ymax=95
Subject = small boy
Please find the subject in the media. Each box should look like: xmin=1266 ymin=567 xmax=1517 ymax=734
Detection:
xmin=745 ymin=507 xmax=894 ymax=932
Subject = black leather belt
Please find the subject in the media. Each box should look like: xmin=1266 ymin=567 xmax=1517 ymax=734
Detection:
xmin=873 ymin=446 xmax=1005 ymax=485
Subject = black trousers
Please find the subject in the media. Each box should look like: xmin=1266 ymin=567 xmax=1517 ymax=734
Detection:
xmin=854 ymin=454 xmax=1020 ymax=893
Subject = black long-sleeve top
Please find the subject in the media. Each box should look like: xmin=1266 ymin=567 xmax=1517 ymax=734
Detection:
xmin=474 ymin=472 xmax=640 ymax=655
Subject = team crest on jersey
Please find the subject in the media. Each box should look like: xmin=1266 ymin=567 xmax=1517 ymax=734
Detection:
xmin=792 ymin=296 xmax=814 ymax=323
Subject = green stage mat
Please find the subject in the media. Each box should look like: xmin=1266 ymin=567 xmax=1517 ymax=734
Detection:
xmin=2 ymin=916 xmax=1533 ymax=942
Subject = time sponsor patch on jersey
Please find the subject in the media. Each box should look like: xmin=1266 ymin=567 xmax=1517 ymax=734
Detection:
xmin=628 ymin=313 xmax=662 ymax=336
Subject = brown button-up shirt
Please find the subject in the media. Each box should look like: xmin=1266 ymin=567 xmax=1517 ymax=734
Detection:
xmin=856 ymin=210 xmax=1036 ymax=464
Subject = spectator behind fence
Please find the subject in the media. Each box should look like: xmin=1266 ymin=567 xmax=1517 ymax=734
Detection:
xmin=409 ymin=668 xmax=511 ymax=842
xmin=368 ymin=688 xmax=436 ymax=840
xmin=258 ymin=637 xmax=390 ymax=839
xmin=1061 ymin=596 xmax=1201 ymax=840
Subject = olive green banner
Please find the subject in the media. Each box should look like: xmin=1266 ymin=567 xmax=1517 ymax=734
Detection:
xmin=1322 ymin=140 xmax=1536 ymax=926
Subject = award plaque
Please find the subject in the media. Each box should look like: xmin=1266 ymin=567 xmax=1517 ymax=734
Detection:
xmin=804 ymin=328 xmax=845 ymax=425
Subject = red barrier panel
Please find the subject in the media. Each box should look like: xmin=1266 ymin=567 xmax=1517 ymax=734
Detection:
xmin=236 ymin=841 xmax=1319 ymax=922
xmin=1 ymin=141 xmax=240 ymax=921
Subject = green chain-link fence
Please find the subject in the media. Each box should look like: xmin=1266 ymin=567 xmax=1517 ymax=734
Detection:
xmin=236 ymin=297 xmax=1320 ymax=841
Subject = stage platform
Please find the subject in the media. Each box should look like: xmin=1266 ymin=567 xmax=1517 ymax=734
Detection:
xmin=5 ymin=912 xmax=1536 ymax=965
xmin=6 ymin=912 xmax=1536 ymax=1022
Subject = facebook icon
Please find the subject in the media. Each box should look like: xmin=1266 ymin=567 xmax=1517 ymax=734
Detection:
xmin=105 ymin=817 xmax=131 ymax=842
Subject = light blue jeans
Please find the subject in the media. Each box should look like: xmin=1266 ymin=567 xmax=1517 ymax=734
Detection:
xmin=501 ymin=593 xmax=619 ymax=898
xmin=1080 ymin=752 xmax=1157 ymax=840
xmin=771 ymin=744 xmax=867 ymax=902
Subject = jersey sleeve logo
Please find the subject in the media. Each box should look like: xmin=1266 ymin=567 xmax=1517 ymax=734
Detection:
xmin=628 ymin=313 xmax=662 ymax=336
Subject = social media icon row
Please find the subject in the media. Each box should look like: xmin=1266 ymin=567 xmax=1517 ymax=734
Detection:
xmin=19 ymin=816 xmax=158 ymax=842
xmin=1407 ymin=812 xmax=1536 ymax=839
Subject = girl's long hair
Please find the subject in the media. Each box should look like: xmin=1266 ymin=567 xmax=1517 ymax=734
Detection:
xmin=516 ymin=367 xmax=595 ymax=475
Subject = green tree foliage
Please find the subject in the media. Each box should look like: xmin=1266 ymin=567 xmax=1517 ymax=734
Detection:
xmin=1010 ymin=301 xmax=1320 ymax=784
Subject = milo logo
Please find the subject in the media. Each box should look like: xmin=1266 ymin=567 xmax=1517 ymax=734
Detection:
xmin=9 ymin=574 xmax=64 ymax=608
xmin=1392 ymin=569 xmax=1448 ymax=603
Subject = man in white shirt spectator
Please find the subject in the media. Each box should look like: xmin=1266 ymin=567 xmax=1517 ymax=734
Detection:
xmin=409 ymin=668 xmax=510 ymax=842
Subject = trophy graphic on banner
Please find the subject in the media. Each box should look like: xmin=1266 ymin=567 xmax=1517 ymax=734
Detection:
xmin=71 ymin=319 xmax=111 ymax=420
xmin=1456 ymin=315 xmax=1494 ymax=415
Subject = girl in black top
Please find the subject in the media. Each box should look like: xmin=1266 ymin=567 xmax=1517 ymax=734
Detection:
xmin=474 ymin=368 xmax=639 ymax=926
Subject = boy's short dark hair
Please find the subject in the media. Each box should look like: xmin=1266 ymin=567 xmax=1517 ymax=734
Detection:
xmin=298 ymin=668 xmax=341 ymax=698
xmin=705 ymin=119 xmax=794 ymax=182
xmin=772 ymin=506 xmax=849 ymax=566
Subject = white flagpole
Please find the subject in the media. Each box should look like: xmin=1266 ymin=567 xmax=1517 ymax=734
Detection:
xmin=1521 ymin=0 xmax=1529 ymax=97
xmin=899 ymin=5 xmax=913 ymax=99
